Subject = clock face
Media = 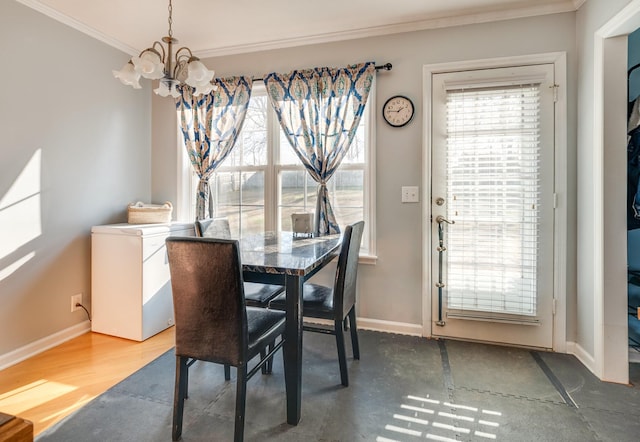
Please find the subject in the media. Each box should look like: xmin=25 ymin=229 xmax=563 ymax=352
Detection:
xmin=383 ymin=95 xmax=414 ymax=127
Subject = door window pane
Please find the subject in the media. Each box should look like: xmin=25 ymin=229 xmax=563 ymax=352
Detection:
xmin=445 ymin=85 xmax=541 ymax=316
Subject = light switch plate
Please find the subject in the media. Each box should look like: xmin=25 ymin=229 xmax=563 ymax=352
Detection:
xmin=401 ymin=186 xmax=419 ymax=203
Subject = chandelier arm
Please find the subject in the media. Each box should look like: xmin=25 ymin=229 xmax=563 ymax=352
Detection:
xmin=173 ymin=47 xmax=196 ymax=81
xmin=175 ymin=47 xmax=195 ymax=63
xmin=137 ymin=44 xmax=163 ymax=60
xmin=151 ymin=41 xmax=167 ymax=63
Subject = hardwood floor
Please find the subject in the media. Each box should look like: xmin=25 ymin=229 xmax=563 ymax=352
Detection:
xmin=0 ymin=327 xmax=175 ymax=436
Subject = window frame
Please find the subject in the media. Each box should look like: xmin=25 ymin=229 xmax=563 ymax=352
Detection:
xmin=176 ymin=81 xmax=377 ymax=261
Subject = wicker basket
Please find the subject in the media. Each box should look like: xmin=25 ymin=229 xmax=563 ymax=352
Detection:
xmin=127 ymin=201 xmax=173 ymax=224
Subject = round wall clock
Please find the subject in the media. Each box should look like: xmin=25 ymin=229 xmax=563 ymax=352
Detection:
xmin=382 ymin=95 xmax=415 ymax=127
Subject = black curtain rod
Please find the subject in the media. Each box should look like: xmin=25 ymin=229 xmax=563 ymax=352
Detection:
xmin=375 ymin=63 xmax=393 ymax=71
xmin=251 ymin=62 xmax=392 ymax=82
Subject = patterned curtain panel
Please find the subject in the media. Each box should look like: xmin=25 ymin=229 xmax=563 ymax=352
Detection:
xmin=176 ymin=77 xmax=253 ymax=220
xmin=264 ymin=62 xmax=375 ymax=235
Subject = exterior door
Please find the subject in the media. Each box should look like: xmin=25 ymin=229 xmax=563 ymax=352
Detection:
xmin=431 ymin=64 xmax=555 ymax=349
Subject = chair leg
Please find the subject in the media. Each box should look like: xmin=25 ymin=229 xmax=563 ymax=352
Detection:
xmin=260 ymin=349 xmax=268 ymax=374
xmin=335 ymin=320 xmax=349 ymax=387
xmin=343 ymin=317 xmax=349 ymax=331
xmin=257 ymin=341 xmax=277 ymax=375
xmin=266 ymin=341 xmax=275 ymax=374
xmin=224 ymin=364 xmax=231 ymax=381
xmin=172 ymin=356 xmax=189 ymax=441
xmin=184 ymin=360 xmax=190 ymax=399
xmin=234 ymin=365 xmax=248 ymax=442
xmin=348 ymin=307 xmax=360 ymax=360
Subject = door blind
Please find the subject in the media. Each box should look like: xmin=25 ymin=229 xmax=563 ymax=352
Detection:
xmin=444 ymin=84 xmax=541 ymax=318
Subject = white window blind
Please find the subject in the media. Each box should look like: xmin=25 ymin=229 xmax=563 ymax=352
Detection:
xmin=444 ymin=84 xmax=541 ymax=318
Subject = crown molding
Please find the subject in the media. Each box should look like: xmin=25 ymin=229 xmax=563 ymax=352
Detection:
xmin=573 ymin=0 xmax=588 ymax=10
xmin=17 ymin=0 xmax=578 ymax=59
xmin=16 ymin=0 xmax=139 ymax=56
xmin=195 ymin=1 xmax=578 ymax=58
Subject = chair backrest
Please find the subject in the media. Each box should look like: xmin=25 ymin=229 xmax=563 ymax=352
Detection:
xmin=333 ymin=221 xmax=365 ymax=319
xmin=195 ymin=218 xmax=232 ymax=239
xmin=166 ymin=237 xmax=247 ymax=366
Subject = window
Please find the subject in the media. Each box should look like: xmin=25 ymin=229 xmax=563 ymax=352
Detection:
xmin=179 ymin=82 xmax=376 ymax=257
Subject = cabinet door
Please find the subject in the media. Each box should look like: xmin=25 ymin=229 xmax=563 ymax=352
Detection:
xmin=141 ymin=233 xmax=174 ymax=340
xmin=91 ymin=234 xmax=143 ymax=340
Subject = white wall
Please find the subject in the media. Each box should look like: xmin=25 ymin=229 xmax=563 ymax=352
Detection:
xmin=152 ymin=12 xmax=578 ymax=335
xmin=0 ymin=1 xmax=152 ymax=361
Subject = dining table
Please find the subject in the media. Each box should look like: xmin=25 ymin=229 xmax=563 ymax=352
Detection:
xmin=238 ymin=231 xmax=342 ymax=425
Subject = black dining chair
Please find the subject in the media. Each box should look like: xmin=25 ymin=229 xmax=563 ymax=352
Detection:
xmin=195 ymin=218 xmax=285 ymax=308
xmin=195 ymin=218 xmax=285 ymax=379
xmin=166 ymin=237 xmax=286 ymax=442
xmin=269 ymin=221 xmax=365 ymax=387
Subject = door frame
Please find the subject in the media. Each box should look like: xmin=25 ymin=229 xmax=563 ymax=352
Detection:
xmin=591 ymin=0 xmax=640 ymax=384
xmin=421 ymin=52 xmax=568 ymax=352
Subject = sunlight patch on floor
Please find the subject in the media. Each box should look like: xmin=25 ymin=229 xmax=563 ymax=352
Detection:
xmin=40 ymin=394 xmax=95 ymax=424
xmin=0 ymin=379 xmax=77 ymax=415
xmin=376 ymin=393 xmax=502 ymax=441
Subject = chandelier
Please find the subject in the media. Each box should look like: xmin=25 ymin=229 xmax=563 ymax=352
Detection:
xmin=112 ymin=0 xmax=216 ymax=98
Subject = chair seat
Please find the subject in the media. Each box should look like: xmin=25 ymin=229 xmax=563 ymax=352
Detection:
xmin=269 ymin=283 xmax=334 ymax=320
xmin=244 ymin=282 xmax=285 ymax=306
xmin=246 ymin=307 xmax=286 ymax=359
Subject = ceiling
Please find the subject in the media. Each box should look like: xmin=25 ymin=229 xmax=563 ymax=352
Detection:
xmin=18 ymin=0 xmax=583 ymax=58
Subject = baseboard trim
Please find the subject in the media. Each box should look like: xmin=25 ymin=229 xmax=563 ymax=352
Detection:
xmin=304 ymin=316 xmax=423 ymax=337
xmin=358 ymin=317 xmax=423 ymax=336
xmin=566 ymin=340 xmax=596 ymax=376
xmin=0 ymin=321 xmax=91 ymax=371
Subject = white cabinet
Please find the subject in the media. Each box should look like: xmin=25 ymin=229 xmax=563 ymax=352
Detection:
xmin=91 ymin=223 xmax=194 ymax=341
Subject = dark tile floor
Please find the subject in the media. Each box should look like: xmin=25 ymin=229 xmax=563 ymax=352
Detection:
xmin=37 ymin=330 xmax=640 ymax=441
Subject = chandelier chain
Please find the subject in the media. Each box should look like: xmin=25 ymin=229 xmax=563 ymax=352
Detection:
xmin=168 ymin=0 xmax=173 ymax=38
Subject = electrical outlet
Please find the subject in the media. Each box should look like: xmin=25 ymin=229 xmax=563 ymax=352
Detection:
xmin=71 ymin=294 xmax=82 ymax=312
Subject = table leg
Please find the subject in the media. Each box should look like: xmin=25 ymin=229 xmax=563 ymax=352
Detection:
xmin=283 ymin=274 xmax=303 ymax=425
